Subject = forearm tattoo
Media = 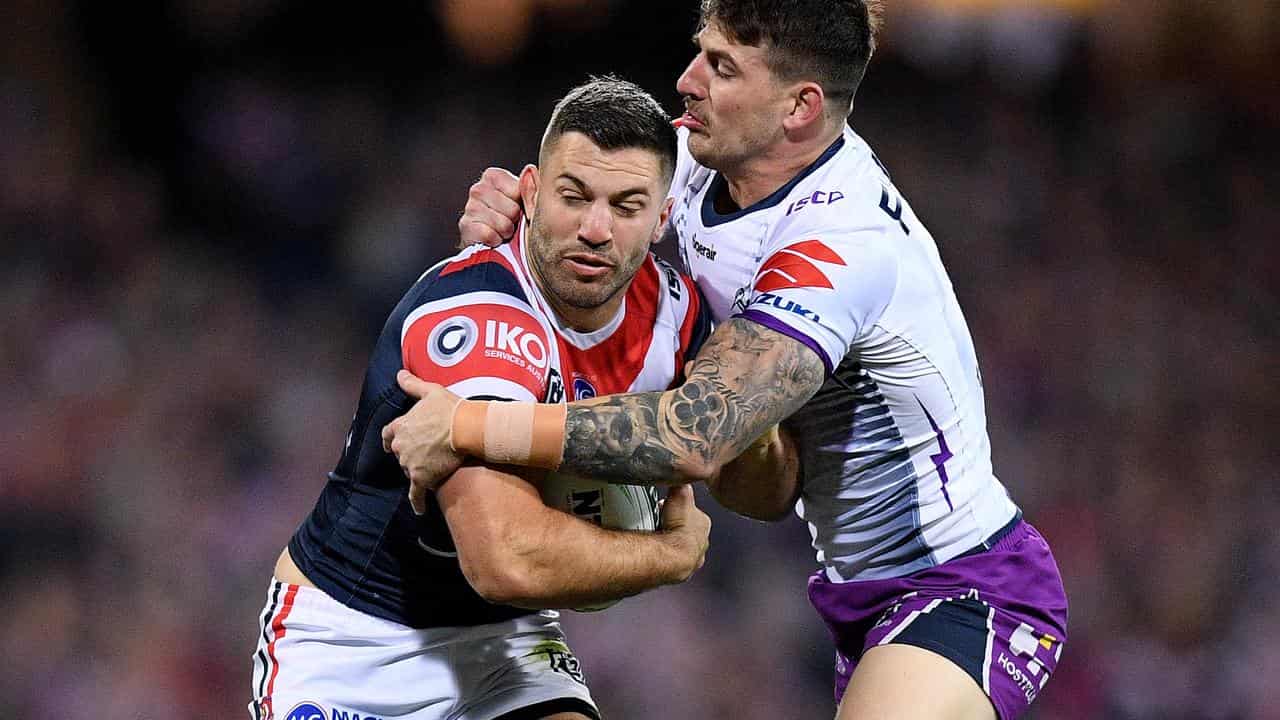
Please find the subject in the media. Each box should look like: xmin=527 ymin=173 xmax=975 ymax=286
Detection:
xmin=563 ymin=318 xmax=825 ymax=484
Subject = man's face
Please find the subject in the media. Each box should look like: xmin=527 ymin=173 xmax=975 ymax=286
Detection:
xmin=676 ymin=21 xmax=793 ymax=171
xmin=523 ymin=132 xmax=671 ymax=319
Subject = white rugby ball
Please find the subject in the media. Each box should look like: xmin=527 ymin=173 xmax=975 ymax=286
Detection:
xmin=539 ymin=473 xmax=661 ymax=611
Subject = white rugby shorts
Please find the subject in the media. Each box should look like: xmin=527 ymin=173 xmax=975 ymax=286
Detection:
xmin=248 ymin=580 xmax=599 ymax=720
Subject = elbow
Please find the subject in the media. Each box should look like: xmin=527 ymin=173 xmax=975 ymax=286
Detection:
xmin=673 ymin=456 xmax=720 ymax=485
xmin=459 ymin=552 xmax=545 ymax=608
xmin=455 ymin=523 xmax=554 ymax=607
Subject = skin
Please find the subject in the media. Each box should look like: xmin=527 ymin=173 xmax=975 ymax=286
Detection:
xmin=281 ymin=131 xmax=713 ymax=640
xmin=387 ymin=16 xmax=1000 ymax=720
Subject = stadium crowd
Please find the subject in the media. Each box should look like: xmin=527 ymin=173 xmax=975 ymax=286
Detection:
xmin=1 ymin=1 xmax=1275 ymax=717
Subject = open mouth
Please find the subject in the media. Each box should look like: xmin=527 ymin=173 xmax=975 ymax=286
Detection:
xmin=675 ymin=109 xmax=707 ymax=132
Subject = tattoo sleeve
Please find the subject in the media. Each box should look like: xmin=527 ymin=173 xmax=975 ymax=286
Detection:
xmin=562 ymin=317 xmax=826 ymax=485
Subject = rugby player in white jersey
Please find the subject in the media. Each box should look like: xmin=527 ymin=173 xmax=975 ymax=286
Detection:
xmin=248 ymin=78 xmax=767 ymax=720
xmin=383 ymin=2 xmax=1068 ymax=718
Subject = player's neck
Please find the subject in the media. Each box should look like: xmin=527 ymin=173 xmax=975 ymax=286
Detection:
xmin=535 ymin=278 xmax=627 ymax=334
xmin=722 ymin=126 xmax=843 ymax=210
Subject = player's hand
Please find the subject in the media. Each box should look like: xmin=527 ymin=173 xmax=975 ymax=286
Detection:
xmin=457 ymin=167 xmax=523 ymax=249
xmin=383 ymin=370 xmax=466 ymax=513
xmin=657 ymin=484 xmax=711 ymax=581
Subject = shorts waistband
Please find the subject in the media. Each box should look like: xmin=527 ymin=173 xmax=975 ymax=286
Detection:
xmin=821 ymin=510 xmax=1024 ymax=583
xmin=955 ymin=509 xmax=1023 ymax=560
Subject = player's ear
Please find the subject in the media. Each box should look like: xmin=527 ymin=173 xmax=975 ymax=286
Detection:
xmin=653 ymin=196 xmax=675 ymax=243
xmin=518 ymin=164 xmax=539 ymax=221
xmin=782 ymin=81 xmax=825 ymax=133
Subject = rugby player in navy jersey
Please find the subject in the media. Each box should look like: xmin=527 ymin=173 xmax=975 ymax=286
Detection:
xmin=385 ymin=2 xmax=1069 ymax=719
xmin=249 ymin=77 xmax=783 ymax=720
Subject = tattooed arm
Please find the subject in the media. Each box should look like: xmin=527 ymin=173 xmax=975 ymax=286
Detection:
xmin=562 ymin=317 xmax=825 ymax=485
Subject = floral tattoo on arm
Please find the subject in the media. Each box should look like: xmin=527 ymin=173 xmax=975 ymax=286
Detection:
xmin=562 ymin=318 xmax=826 ymax=485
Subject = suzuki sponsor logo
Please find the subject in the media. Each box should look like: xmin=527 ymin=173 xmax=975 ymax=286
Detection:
xmin=484 ymin=320 xmax=548 ymax=370
xmin=426 ymin=315 xmax=478 ymax=367
xmin=749 ymin=292 xmax=821 ymax=322
xmin=753 ymin=240 xmax=845 ymax=294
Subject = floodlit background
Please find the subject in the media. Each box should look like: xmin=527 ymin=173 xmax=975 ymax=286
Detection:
xmin=2 ymin=1 xmax=1276 ymax=718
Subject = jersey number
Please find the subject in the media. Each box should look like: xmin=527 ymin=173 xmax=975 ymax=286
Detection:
xmin=879 ymin=189 xmax=910 ymax=235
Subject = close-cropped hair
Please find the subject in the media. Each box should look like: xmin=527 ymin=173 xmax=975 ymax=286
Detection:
xmin=699 ymin=0 xmax=882 ymax=113
xmin=540 ymin=75 xmax=678 ymax=183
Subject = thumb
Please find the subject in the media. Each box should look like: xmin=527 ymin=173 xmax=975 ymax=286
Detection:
xmin=665 ymin=484 xmax=693 ymax=505
xmin=397 ymin=369 xmax=432 ymax=398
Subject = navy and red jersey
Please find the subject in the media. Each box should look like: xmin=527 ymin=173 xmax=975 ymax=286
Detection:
xmin=288 ymin=224 xmax=711 ymax=628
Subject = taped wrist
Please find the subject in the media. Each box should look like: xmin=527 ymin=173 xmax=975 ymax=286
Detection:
xmin=450 ymin=400 xmax=566 ymax=469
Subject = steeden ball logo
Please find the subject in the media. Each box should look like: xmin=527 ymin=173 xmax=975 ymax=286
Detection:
xmin=284 ymin=701 xmax=326 ymax=720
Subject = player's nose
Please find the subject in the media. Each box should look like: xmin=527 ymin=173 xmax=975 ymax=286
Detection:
xmin=676 ymin=55 xmax=706 ymax=100
xmin=578 ymin=201 xmax=612 ymax=247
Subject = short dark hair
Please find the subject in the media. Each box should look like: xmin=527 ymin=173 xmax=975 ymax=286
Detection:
xmin=540 ymin=76 xmax=678 ymax=185
xmin=699 ymin=0 xmax=882 ymax=114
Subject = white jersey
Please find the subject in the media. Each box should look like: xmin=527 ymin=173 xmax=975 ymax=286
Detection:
xmin=669 ymin=126 xmax=1019 ymax=582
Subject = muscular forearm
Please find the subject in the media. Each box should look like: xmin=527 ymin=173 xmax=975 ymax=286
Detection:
xmin=496 ymin=515 xmax=698 ymax=610
xmin=559 ymin=318 xmax=825 ymax=485
xmin=706 ymin=425 xmax=801 ymax=521
xmin=441 ymin=466 xmax=697 ymax=610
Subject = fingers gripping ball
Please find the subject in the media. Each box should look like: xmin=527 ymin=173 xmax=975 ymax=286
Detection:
xmin=538 ymin=474 xmax=660 ymax=612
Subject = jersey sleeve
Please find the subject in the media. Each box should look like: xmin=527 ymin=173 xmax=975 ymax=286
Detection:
xmin=400 ymin=254 xmax=554 ymax=402
xmin=733 ymin=230 xmax=896 ymax=375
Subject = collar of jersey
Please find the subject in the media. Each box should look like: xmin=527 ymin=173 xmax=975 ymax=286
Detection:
xmin=515 ymin=218 xmax=628 ymax=350
xmin=700 ymin=135 xmax=845 ymax=227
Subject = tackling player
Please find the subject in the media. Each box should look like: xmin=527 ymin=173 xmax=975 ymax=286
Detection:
xmin=384 ymin=2 xmax=1068 ymax=719
xmin=250 ymin=78 xmax=727 ymax=720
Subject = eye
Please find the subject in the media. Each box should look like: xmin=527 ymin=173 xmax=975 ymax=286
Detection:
xmin=710 ymin=58 xmax=733 ymax=78
xmin=560 ymin=192 xmax=585 ymax=205
xmin=614 ymin=203 xmax=642 ymax=217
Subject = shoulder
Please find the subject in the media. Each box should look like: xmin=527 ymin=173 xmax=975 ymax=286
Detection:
xmin=406 ymin=245 xmax=529 ymax=309
xmin=770 ymin=130 xmax=903 ymax=238
xmin=398 ymin=246 xmax=556 ymax=401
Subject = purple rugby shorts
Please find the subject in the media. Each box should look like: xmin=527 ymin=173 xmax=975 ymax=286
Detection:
xmin=808 ymin=518 xmax=1068 ymax=720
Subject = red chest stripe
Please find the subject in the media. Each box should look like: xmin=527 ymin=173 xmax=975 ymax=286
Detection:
xmin=558 ymin=260 xmax=660 ymax=396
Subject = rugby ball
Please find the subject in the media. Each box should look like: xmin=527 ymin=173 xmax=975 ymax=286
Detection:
xmin=539 ymin=473 xmax=661 ymax=611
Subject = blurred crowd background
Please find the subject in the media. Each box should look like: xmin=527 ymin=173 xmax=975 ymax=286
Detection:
xmin=2 ymin=0 xmax=1277 ymax=718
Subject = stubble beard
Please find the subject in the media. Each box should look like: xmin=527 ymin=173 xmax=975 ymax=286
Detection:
xmin=527 ymin=214 xmax=628 ymax=312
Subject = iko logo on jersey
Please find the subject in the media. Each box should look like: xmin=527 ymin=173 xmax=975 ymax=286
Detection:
xmin=426 ymin=315 xmax=479 ymax=368
xmin=483 ymin=320 xmax=548 ymax=371
xmin=752 ymin=240 xmax=845 ymax=293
